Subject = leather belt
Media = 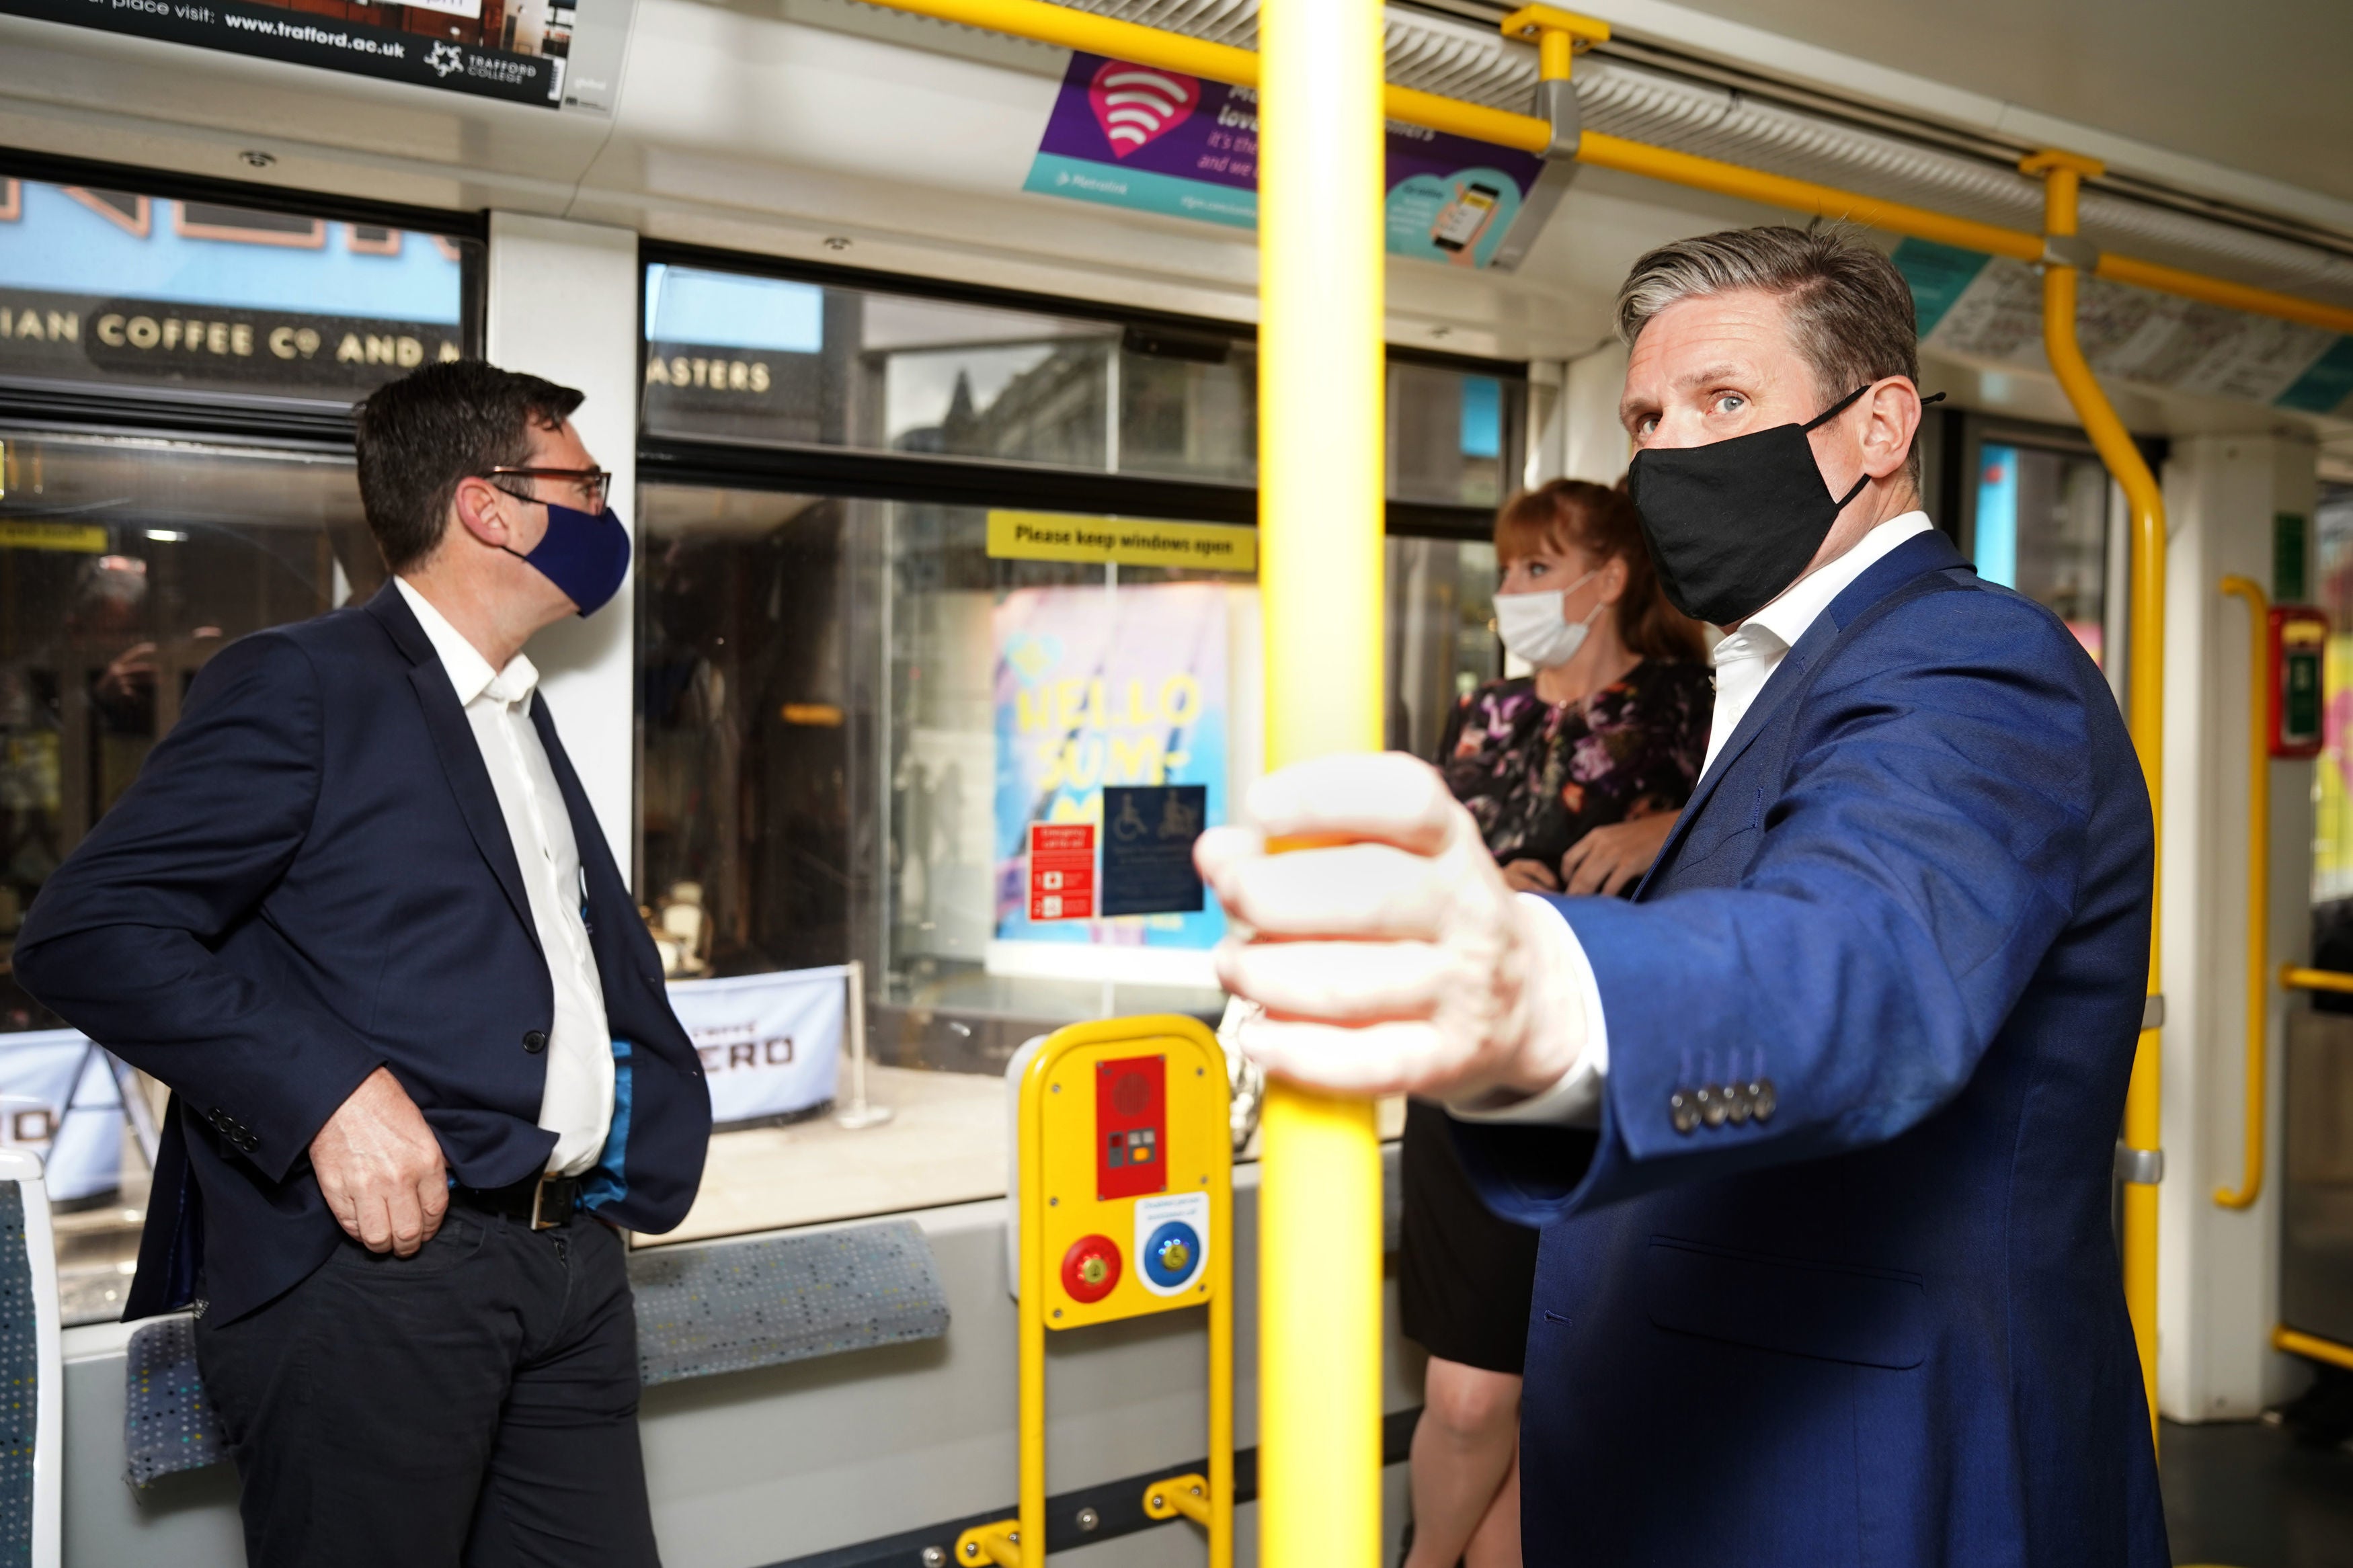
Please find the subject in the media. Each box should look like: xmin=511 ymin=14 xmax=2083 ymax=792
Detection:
xmin=453 ymin=1172 xmax=583 ymax=1231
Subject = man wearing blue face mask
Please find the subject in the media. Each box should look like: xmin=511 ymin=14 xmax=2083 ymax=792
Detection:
xmin=14 ymin=360 xmax=710 ymax=1567
xmin=1199 ymin=228 xmax=2164 ymax=1565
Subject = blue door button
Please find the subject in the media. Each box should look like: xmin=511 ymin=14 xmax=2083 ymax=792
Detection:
xmin=1143 ymin=1221 xmax=1203 ymax=1288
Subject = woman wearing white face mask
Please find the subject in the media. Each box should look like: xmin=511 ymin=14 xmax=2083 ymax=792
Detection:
xmin=1398 ymin=478 xmax=1710 ymax=1568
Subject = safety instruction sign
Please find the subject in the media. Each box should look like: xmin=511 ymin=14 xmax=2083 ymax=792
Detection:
xmin=1100 ymin=785 xmax=1206 ymax=917
xmin=1028 ymin=823 xmax=1097 ymax=921
xmin=1026 ymin=52 xmax=1546 ymax=271
xmin=1894 ymin=237 xmax=2353 ymax=416
xmin=987 ymin=511 xmax=1256 ymax=573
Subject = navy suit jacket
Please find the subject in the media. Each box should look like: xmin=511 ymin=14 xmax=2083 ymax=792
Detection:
xmin=1455 ymin=530 xmax=2167 ymax=1567
xmin=15 ymin=584 xmax=711 ymax=1323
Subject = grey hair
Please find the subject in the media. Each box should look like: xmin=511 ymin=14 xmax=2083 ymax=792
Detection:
xmin=1614 ymin=225 xmax=1926 ymax=481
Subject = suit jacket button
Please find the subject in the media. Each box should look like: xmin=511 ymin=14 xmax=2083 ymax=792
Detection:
xmin=522 ymin=1030 xmax=549 ymax=1055
xmin=1668 ymin=1091 xmax=1699 ymax=1134
xmin=1749 ymin=1079 xmax=1778 ymax=1122
xmin=1697 ymin=1084 xmax=1728 ymax=1128
xmin=1724 ymin=1081 xmax=1753 ymax=1125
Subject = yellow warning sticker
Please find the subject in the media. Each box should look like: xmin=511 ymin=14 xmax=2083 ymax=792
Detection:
xmin=986 ymin=511 xmax=1256 ymax=573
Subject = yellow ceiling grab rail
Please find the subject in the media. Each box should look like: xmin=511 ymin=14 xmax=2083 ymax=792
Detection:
xmin=855 ymin=0 xmax=2353 ymax=339
xmin=2215 ymin=575 xmax=2269 ymax=1211
xmin=2021 ymin=148 xmax=2166 ymax=1441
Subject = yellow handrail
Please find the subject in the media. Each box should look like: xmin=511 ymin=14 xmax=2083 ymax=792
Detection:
xmin=855 ymin=0 xmax=2353 ymax=339
xmin=2216 ymin=577 xmax=2270 ymax=1210
xmin=1255 ymin=0 xmax=1387 ymax=1561
xmin=2282 ymin=964 xmax=2353 ymax=996
xmin=2274 ymin=1325 xmax=2353 ymax=1373
xmin=2022 ymin=149 xmax=2166 ymax=1439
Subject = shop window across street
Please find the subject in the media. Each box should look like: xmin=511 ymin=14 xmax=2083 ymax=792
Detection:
xmin=635 ymin=251 xmax=1513 ymax=1244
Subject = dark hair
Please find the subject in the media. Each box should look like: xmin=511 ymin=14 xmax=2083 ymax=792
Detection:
xmin=1495 ymin=478 xmax=1710 ymax=664
xmin=1613 ymin=224 xmax=1926 ymax=484
xmin=352 ymin=360 xmax=584 ymax=573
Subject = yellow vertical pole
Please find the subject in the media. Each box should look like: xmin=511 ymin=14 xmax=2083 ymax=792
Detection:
xmin=1257 ymin=0 xmax=1387 ymax=1561
xmin=1017 ymin=1085 xmax=1046 ymax=1567
xmin=2022 ymin=149 xmax=2165 ymax=1438
xmin=2215 ymin=576 xmax=2270 ymax=1210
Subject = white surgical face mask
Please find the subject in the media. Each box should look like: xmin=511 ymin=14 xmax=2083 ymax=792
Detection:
xmin=1495 ymin=569 xmax=1603 ymax=670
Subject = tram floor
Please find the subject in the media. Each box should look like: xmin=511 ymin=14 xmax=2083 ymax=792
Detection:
xmin=2163 ymin=1417 xmax=2353 ymax=1568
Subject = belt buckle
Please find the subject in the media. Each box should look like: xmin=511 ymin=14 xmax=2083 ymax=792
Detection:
xmin=529 ymin=1176 xmax=562 ymax=1231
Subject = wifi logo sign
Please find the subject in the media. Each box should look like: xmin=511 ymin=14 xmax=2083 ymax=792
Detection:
xmin=1088 ymin=60 xmax=1201 ymax=158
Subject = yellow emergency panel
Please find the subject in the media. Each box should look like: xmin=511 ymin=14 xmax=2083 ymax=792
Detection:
xmin=962 ymin=1015 xmax=1233 ymax=1568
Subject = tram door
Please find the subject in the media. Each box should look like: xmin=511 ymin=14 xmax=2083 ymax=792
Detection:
xmin=0 ymin=427 xmax=381 ymax=1321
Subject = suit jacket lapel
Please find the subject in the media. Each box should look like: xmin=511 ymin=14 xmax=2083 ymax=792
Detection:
xmin=365 ymin=584 xmax=541 ymax=952
xmin=1641 ymin=529 xmax=1971 ymax=893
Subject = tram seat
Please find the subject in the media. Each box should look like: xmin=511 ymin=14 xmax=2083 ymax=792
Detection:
xmin=123 ymin=1219 xmax=951 ymax=1489
xmin=0 ymin=1149 xmax=63 ymax=1567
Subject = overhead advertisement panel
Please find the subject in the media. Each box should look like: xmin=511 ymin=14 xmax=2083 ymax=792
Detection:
xmin=0 ymin=0 xmax=633 ymax=111
xmin=1027 ymin=52 xmax=1546 ymax=271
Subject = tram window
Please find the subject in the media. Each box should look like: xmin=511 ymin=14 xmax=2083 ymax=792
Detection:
xmin=1389 ymin=363 xmax=1524 ymax=509
xmin=0 ymin=177 xmax=474 ymax=405
xmin=1972 ymin=441 xmax=2112 ymax=665
xmin=637 ymin=483 xmax=1496 ymax=1240
xmin=641 ymin=263 xmax=1521 ymax=497
xmin=0 ymin=429 xmax=378 ymax=1323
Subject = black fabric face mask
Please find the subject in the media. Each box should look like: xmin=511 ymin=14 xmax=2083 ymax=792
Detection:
xmin=1626 ymin=383 xmax=1920 ymax=627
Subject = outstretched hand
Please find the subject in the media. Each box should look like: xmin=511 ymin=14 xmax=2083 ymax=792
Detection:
xmin=310 ymin=1067 xmax=448 ymax=1256
xmin=1194 ymin=752 xmax=1584 ymax=1103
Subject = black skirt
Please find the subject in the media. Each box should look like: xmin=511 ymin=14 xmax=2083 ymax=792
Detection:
xmin=1397 ymin=1098 xmax=1542 ymax=1375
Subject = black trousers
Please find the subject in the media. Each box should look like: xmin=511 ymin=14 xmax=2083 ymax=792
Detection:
xmin=195 ymin=1206 xmax=661 ymax=1568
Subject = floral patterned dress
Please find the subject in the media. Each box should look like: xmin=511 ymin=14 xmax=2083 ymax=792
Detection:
xmin=1398 ymin=657 xmax=1713 ymax=1376
xmin=1437 ymin=659 xmax=1714 ymax=879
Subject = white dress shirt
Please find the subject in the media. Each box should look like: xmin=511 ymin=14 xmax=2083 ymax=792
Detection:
xmin=1453 ymin=511 xmax=1938 ymax=1127
xmin=396 ymin=579 xmax=615 ymax=1176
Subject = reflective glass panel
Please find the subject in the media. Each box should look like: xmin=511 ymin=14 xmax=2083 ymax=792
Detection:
xmin=642 ymin=264 xmax=1521 ymax=496
xmin=636 ymin=484 xmax=1500 ymax=1239
xmin=1974 ymin=441 xmax=2111 ymax=665
xmin=0 ymin=429 xmax=378 ymax=1323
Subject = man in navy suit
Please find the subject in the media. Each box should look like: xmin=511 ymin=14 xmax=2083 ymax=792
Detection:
xmin=15 ymin=361 xmax=710 ymax=1567
xmin=1200 ymin=229 xmax=2166 ymax=1565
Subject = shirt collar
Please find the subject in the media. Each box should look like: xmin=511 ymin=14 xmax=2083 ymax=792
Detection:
xmin=1720 ymin=511 xmax=1936 ymax=660
xmin=394 ymin=577 xmax=540 ymax=709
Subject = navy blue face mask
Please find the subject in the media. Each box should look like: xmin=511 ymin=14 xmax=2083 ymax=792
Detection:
xmin=504 ymin=501 xmax=631 ymax=618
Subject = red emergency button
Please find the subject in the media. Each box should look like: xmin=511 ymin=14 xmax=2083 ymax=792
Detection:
xmin=1061 ymin=1235 xmax=1122 ymax=1303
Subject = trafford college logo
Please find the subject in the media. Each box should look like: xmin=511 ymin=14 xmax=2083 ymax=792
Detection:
xmin=426 ymin=42 xmax=465 ymax=77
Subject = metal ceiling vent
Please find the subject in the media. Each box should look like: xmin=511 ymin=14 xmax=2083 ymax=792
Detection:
xmin=984 ymin=0 xmax=2353 ymax=307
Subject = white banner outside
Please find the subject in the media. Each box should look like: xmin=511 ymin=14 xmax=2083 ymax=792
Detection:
xmin=666 ymin=966 xmax=846 ymax=1127
xmin=0 ymin=1029 xmax=127 ymax=1201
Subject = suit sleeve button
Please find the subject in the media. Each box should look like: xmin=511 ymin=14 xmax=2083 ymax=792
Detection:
xmin=1668 ymin=1091 xmax=1699 ymax=1134
xmin=1749 ymin=1079 xmax=1778 ymax=1122
xmin=522 ymin=1030 xmax=549 ymax=1055
xmin=1697 ymin=1084 xmax=1728 ymax=1128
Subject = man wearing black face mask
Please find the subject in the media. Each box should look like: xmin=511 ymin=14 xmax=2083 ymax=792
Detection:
xmin=1198 ymin=228 xmax=2163 ymax=1565
xmin=14 ymin=360 xmax=709 ymax=1567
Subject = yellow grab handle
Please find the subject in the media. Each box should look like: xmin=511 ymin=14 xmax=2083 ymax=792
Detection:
xmin=1143 ymin=1473 xmax=1215 ymax=1524
xmin=2282 ymin=965 xmax=2353 ymax=996
xmin=955 ymin=1521 xmax=1023 ymax=1568
xmin=2215 ymin=577 xmax=2269 ymax=1210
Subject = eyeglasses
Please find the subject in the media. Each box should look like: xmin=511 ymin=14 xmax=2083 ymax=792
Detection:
xmin=483 ymin=465 xmax=612 ymax=513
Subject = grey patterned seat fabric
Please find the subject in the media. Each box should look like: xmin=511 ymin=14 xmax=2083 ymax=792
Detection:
xmin=122 ymin=1315 xmax=225 ymax=1489
xmin=0 ymin=1184 xmax=37 ymax=1562
xmin=631 ymin=1220 xmax=951 ymax=1387
xmin=124 ymin=1218 xmax=952 ymax=1486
